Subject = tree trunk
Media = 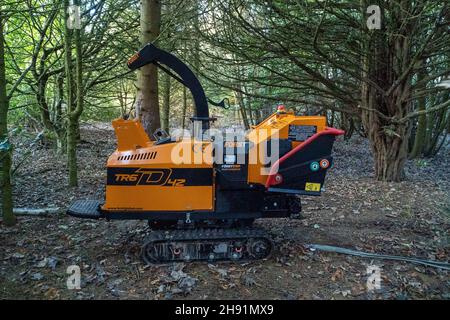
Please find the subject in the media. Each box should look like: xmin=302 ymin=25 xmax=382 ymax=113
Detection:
xmin=136 ymin=0 xmax=161 ymax=137
xmin=38 ymin=74 xmax=53 ymax=131
xmin=161 ymin=73 xmax=170 ymax=132
xmin=410 ymin=98 xmax=427 ymax=158
xmin=252 ymin=109 xmax=261 ymax=124
xmin=360 ymin=1 xmax=412 ymax=182
xmin=246 ymin=101 xmax=254 ymax=126
xmin=192 ymin=0 xmax=200 ymax=72
xmin=340 ymin=112 xmax=354 ymax=140
xmin=447 ymin=110 xmax=450 ymax=134
xmin=235 ymin=62 xmax=249 ymax=129
xmin=362 ymin=103 xmax=410 ymax=182
xmin=242 ymin=86 xmax=254 ymax=126
xmin=181 ymin=86 xmax=187 ymax=128
xmin=0 ymin=11 xmax=16 ymax=226
xmin=66 ymin=0 xmax=83 ymax=187
xmin=235 ymin=91 xmax=250 ymax=129
xmin=410 ymin=65 xmax=427 ymax=158
xmin=55 ymin=75 xmax=66 ymax=153
xmin=36 ymin=71 xmax=66 ymax=153
xmin=330 ymin=110 xmax=335 ymax=127
xmin=424 ymin=100 xmax=447 ymax=157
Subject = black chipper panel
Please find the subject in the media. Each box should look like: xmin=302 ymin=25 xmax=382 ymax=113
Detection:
xmin=106 ymin=167 xmax=213 ymax=186
xmin=269 ymin=134 xmax=336 ymax=195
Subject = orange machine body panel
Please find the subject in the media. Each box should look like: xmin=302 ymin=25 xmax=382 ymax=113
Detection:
xmin=102 ymin=119 xmax=214 ymax=212
xmin=103 ymin=113 xmax=327 ymax=212
xmin=246 ymin=111 xmax=326 ymax=185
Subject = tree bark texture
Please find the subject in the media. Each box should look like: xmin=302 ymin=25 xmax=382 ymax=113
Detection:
xmin=136 ymin=0 xmax=161 ymax=137
xmin=360 ymin=0 xmax=413 ymax=182
xmin=66 ymin=0 xmax=83 ymax=187
xmin=0 ymin=10 xmax=16 ymax=225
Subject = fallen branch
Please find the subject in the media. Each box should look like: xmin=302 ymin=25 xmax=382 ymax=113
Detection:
xmin=11 ymin=207 xmax=62 ymax=216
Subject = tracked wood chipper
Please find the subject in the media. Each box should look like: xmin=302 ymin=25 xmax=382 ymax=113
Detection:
xmin=67 ymin=44 xmax=344 ymax=264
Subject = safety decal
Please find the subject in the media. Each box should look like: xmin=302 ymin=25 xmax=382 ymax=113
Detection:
xmin=310 ymin=161 xmax=320 ymax=171
xmin=319 ymin=159 xmax=330 ymax=169
xmin=305 ymin=182 xmax=321 ymax=192
xmin=288 ymin=125 xmax=317 ymax=141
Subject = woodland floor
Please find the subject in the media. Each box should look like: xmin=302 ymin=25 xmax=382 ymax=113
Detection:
xmin=1 ymin=123 xmax=449 ymax=300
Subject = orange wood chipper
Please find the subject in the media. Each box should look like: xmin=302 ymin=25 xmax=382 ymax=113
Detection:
xmin=68 ymin=44 xmax=344 ymax=264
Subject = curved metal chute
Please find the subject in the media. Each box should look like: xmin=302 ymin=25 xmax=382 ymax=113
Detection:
xmin=127 ymin=43 xmax=210 ymax=128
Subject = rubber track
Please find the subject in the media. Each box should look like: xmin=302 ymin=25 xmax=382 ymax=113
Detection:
xmin=142 ymin=227 xmax=272 ymax=264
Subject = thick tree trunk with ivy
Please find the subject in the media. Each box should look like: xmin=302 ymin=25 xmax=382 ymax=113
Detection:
xmin=136 ymin=0 xmax=161 ymax=137
xmin=0 ymin=11 xmax=16 ymax=226
xmin=65 ymin=0 xmax=83 ymax=187
xmin=361 ymin=97 xmax=411 ymax=182
xmin=360 ymin=0 xmax=413 ymax=182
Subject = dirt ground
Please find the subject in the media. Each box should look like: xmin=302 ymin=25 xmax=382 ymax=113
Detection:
xmin=1 ymin=123 xmax=449 ymax=300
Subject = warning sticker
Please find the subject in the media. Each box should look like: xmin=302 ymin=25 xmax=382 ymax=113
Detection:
xmin=288 ymin=125 xmax=317 ymax=141
xmin=305 ymin=182 xmax=321 ymax=192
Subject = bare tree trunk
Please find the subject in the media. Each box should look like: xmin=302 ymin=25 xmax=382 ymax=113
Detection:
xmin=136 ymin=0 xmax=161 ymax=137
xmin=0 ymin=11 xmax=15 ymax=226
xmin=55 ymin=75 xmax=66 ymax=153
xmin=447 ymin=110 xmax=450 ymax=134
xmin=340 ymin=112 xmax=354 ymax=140
xmin=181 ymin=86 xmax=187 ymax=128
xmin=252 ymin=109 xmax=261 ymax=124
xmin=192 ymin=0 xmax=200 ymax=72
xmin=36 ymin=73 xmax=65 ymax=153
xmin=161 ymin=73 xmax=170 ymax=132
xmin=240 ymin=82 xmax=256 ymax=126
xmin=235 ymin=91 xmax=250 ymax=129
xmin=410 ymin=67 xmax=427 ymax=158
xmin=242 ymin=86 xmax=254 ymax=126
xmin=330 ymin=110 xmax=335 ymax=127
xmin=66 ymin=0 xmax=83 ymax=187
xmin=423 ymin=99 xmax=448 ymax=157
xmin=246 ymin=101 xmax=254 ymax=126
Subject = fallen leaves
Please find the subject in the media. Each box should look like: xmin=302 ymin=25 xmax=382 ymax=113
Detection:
xmin=0 ymin=126 xmax=449 ymax=300
xmin=331 ymin=268 xmax=344 ymax=282
xmin=154 ymin=263 xmax=199 ymax=299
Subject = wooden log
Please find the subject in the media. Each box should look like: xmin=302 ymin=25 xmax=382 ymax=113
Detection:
xmin=11 ymin=207 xmax=62 ymax=216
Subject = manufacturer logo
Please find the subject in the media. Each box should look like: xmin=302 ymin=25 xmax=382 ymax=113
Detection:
xmin=127 ymin=53 xmax=140 ymax=66
xmin=113 ymin=168 xmax=185 ymax=186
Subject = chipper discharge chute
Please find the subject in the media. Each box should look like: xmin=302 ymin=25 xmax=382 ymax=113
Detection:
xmin=67 ymin=43 xmax=344 ymax=264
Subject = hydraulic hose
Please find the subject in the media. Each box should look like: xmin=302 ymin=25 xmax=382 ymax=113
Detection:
xmin=306 ymin=244 xmax=450 ymax=271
